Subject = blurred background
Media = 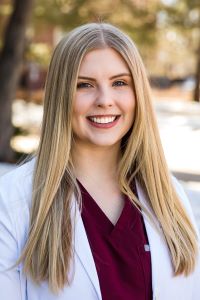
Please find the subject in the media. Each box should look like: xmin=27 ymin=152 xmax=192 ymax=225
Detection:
xmin=0 ymin=0 xmax=200 ymax=226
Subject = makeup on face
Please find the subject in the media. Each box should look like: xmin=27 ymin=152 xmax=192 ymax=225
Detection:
xmin=72 ymin=48 xmax=136 ymax=148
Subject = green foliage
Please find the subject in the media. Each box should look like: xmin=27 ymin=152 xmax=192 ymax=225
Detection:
xmin=26 ymin=43 xmax=51 ymax=67
xmin=2 ymin=0 xmax=199 ymax=78
xmin=0 ymin=3 xmax=13 ymax=17
xmin=159 ymin=0 xmax=200 ymax=30
xmin=159 ymin=0 xmax=200 ymax=65
xmin=33 ymin=0 xmax=158 ymax=50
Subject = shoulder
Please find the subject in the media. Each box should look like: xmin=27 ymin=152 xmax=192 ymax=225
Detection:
xmin=171 ymin=175 xmax=199 ymax=237
xmin=0 ymin=159 xmax=35 ymax=252
xmin=137 ymin=175 xmax=199 ymax=236
xmin=0 ymin=158 xmax=35 ymax=186
xmin=171 ymin=176 xmax=193 ymax=215
xmin=0 ymin=159 xmax=35 ymax=227
xmin=171 ymin=176 xmax=190 ymax=207
xmin=0 ymin=158 xmax=35 ymax=201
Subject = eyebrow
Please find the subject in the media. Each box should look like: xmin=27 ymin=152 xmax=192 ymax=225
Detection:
xmin=78 ymin=73 xmax=131 ymax=81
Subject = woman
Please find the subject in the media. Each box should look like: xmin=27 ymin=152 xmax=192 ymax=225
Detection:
xmin=0 ymin=23 xmax=199 ymax=300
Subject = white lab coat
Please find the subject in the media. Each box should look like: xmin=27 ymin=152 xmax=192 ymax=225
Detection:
xmin=0 ymin=160 xmax=199 ymax=300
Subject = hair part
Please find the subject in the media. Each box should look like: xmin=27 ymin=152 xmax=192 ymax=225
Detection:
xmin=16 ymin=23 xmax=198 ymax=293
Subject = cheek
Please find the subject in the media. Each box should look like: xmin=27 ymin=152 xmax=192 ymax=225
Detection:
xmin=73 ymin=101 xmax=85 ymax=116
xmin=73 ymin=95 xmax=93 ymax=116
xmin=121 ymin=94 xmax=136 ymax=115
xmin=123 ymin=95 xmax=136 ymax=124
xmin=128 ymin=92 xmax=136 ymax=111
xmin=127 ymin=100 xmax=135 ymax=112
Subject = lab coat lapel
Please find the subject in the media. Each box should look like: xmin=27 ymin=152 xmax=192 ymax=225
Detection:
xmin=136 ymin=180 xmax=196 ymax=300
xmin=136 ymin=180 xmax=172 ymax=300
xmin=71 ymin=196 xmax=102 ymax=300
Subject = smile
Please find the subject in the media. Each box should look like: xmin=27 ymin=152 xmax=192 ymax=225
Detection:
xmin=86 ymin=115 xmax=121 ymax=129
xmin=87 ymin=116 xmax=118 ymax=124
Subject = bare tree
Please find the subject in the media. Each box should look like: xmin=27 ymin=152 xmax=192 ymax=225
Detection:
xmin=0 ymin=0 xmax=34 ymax=162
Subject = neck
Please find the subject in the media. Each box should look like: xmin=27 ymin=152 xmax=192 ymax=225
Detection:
xmin=72 ymin=142 xmax=121 ymax=184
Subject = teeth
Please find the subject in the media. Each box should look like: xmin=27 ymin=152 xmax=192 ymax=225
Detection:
xmin=89 ymin=116 xmax=117 ymax=124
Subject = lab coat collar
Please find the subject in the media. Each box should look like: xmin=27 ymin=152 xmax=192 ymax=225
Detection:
xmin=72 ymin=195 xmax=102 ymax=300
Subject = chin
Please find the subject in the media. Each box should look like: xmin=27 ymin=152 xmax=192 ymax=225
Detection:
xmin=90 ymin=139 xmax=120 ymax=148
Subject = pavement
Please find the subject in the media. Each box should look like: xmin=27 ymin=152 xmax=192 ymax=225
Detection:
xmin=0 ymin=99 xmax=200 ymax=231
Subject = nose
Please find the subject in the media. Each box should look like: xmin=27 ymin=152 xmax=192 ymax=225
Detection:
xmin=95 ymin=86 xmax=113 ymax=108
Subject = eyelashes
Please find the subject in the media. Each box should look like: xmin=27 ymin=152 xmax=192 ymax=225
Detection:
xmin=112 ymin=80 xmax=128 ymax=87
xmin=77 ymin=80 xmax=128 ymax=89
xmin=77 ymin=82 xmax=92 ymax=89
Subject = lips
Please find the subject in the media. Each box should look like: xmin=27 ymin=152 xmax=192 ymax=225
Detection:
xmin=87 ymin=116 xmax=117 ymax=124
xmin=87 ymin=115 xmax=120 ymax=124
xmin=86 ymin=115 xmax=121 ymax=129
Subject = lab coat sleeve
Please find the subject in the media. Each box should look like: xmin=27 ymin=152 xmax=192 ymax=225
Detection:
xmin=172 ymin=176 xmax=200 ymax=299
xmin=193 ymin=254 xmax=200 ymax=300
xmin=0 ymin=188 xmax=23 ymax=300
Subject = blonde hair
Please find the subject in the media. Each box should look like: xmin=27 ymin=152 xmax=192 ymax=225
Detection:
xmin=18 ymin=23 xmax=198 ymax=293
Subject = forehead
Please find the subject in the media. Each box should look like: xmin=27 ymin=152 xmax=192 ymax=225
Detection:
xmin=78 ymin=48 xmax=130 ymax=75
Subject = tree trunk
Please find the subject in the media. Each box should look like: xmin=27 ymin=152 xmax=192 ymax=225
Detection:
xmin=0 ymin=0 xmax=34 ymax=162
xmin=194 ymin=39 xmax=200 ymax=102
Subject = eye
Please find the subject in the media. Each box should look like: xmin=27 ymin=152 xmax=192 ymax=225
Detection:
xmin=77 ymin=82 xmax=93 ymax=89
xmin=113 ymin=80 xmax=128 ymax=87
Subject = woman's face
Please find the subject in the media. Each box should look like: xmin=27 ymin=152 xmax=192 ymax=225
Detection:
xmin=72 ymin=48 xmax=136 ymax=149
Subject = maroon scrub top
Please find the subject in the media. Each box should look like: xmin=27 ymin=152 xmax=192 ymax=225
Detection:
xmin=79 ymin=180 xmax=152 ymax=300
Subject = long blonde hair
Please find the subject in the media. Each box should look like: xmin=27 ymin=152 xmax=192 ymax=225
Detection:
xmin=18 ymin=23 xmax=198 ymax=293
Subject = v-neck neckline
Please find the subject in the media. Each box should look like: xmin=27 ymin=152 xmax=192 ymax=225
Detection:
xmin=78 ymin=180 xmax=138 ymax=234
